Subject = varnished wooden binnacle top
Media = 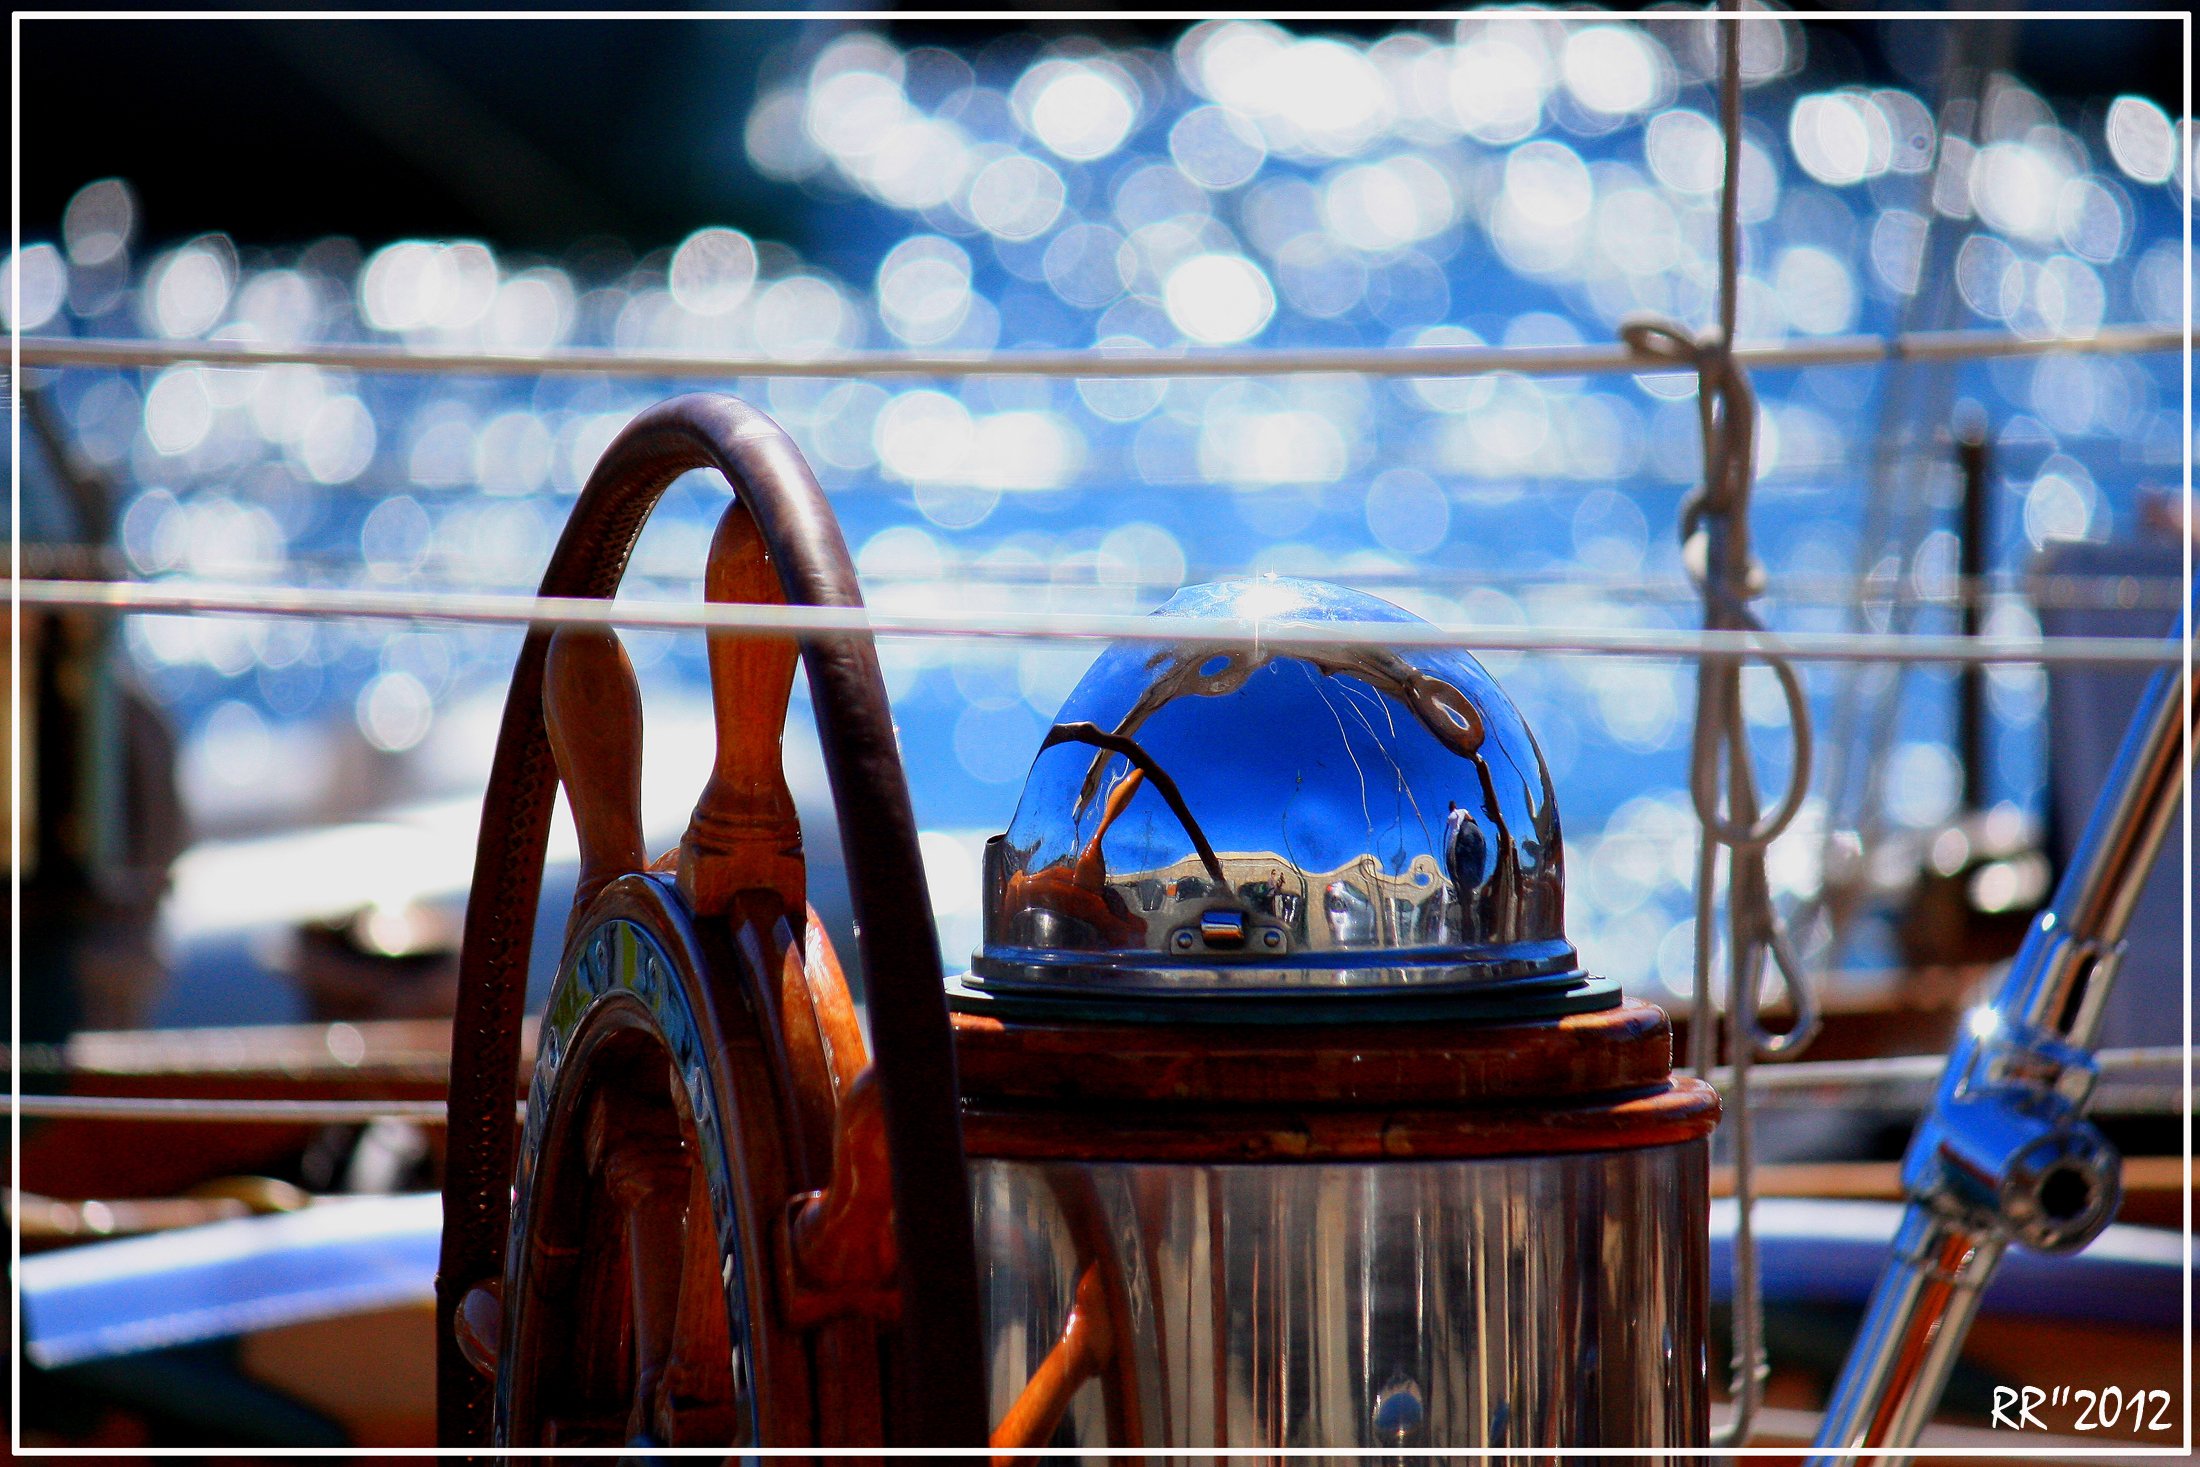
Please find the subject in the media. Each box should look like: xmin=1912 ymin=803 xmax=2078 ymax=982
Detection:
xmin=951 ymin=997 xmax=1719 ymax=1164
xmin=953 ymin=995 xmax=1678 ymax=1108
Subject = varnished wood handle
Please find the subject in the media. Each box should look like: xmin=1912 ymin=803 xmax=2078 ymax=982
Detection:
xmin=782 ymin=1067 xmax=899 ymax=1327
xmin=544 ymin=627 xmax=646 ymax=928
xmin=799 ymin=904 xmax=870 ymax=1094
xmin=678 ymin=501 xmax=805 ymax=920
xmin=988 ymin=1262 xmax=1115 ymax=1467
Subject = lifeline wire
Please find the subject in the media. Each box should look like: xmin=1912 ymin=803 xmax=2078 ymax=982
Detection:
xmin=1698 ymin=1044 xmax=2186 ymax=1095
xmin=13 ymin=324 xmax=2181 ymax=380
xmin=18 ymin=542 xmax=2189 ymax=611
xmin=9 ymin=1094 xmax=464 ymax=1124
xmin=9 ymin=1047 xmax=2184 ymax=1124
xmin=12 ymin=578 xmax=2184 ymax=666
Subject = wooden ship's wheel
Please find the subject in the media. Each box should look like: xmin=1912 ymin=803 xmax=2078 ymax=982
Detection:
xmin=433 ymin=395 xmax=987 ymax=1449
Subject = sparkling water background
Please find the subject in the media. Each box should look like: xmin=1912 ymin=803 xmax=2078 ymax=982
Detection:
xmin=9 ymin=16 xmax=2189 ymax=1017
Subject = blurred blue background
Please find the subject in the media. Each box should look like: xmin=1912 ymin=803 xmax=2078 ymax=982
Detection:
xmin=9 ymin=13 xmax=2189 ymax=1029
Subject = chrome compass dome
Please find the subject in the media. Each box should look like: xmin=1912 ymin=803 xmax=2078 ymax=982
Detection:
xmin=959 ymin=578 xmax=1613 ymax=1020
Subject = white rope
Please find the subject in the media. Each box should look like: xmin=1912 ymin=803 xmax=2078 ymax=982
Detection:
xmin=1689 ymin=12 xmax=1782 ymax=1446
xmin=16 ymin=577 xmax=2185 ymax=665
xmin=15 ymin=323 xmax=2184 ymax=380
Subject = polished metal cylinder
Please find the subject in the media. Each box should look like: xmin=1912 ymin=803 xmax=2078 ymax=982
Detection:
xmin=970 ymin=1143 xmax=1710 ymax=1455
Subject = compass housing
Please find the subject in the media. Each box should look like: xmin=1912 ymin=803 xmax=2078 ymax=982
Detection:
xmin=962 ymin=578 xmax=1605 ymax=1019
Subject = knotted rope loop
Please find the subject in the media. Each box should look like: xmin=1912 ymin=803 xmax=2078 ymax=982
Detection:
xmin=1623 ymin=314 xmax=1813 ymax=857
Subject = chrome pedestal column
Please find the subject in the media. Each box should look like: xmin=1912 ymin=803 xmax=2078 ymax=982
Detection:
xmin=972 ymin=1145 xmax=1710 ymax=1456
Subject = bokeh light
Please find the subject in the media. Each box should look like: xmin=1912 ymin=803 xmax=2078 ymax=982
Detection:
xmin=1164 ymin=252 xmax=1276 ymax=343
xmin=15 ymin=14 xmax=2180 ymax=1011
xmin=2104 ymin=96 xmax=2176 ymax=184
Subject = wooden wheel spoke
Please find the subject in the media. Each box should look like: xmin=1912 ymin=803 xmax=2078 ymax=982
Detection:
xmin=578 ymin=1076 xmax=752 ymax=1450
xmin=582 ymin=1087 xmax=682 ymax=1443
xmin=544 ymin=626 xmax=647 ymax=933
xmin=989 ymin=1262 xmax=1117 ymax=1467
xmin=649 ymin=1162 xmax=742 ymax=1446
xmin=679 ymin=502 xmax=805 ymax=921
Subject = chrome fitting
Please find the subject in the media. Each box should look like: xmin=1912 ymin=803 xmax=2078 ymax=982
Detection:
xmin=1907 ymin=1085 xmax=2122 ymax=1255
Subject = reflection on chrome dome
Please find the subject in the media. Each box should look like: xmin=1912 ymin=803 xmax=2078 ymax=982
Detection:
xmin=971 ymin=578 xmax=1578 ymax=995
